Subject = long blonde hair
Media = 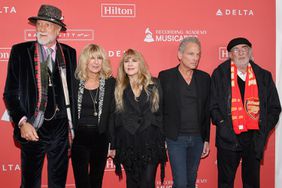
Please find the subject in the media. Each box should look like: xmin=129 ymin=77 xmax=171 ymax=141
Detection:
xmin=75 ymin=44 xmax=112 ymax=81
xmin=115 ymin=49 xmax=159 ymax=112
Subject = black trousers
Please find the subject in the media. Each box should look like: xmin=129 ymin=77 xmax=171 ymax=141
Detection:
xmin=71 ymin=126 xmax=108 ymax=188
xmin=217 ymin=140 xmax=261 ymax=188
xmin=20 ymin=118 xmax=69 ymax=188
xmin=124 ymin=163 xmax=158 ymax=188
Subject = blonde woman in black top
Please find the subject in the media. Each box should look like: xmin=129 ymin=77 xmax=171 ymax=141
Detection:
xmin=72 ymin=44 xmax=115 ymax=188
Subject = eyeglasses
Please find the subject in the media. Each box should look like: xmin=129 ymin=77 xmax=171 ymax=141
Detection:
xmin=231 ymin=46 xmax=250 ymax=54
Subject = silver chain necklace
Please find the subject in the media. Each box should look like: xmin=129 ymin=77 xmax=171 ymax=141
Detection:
xmin=88 ymin=89 xmax=99 ymax=116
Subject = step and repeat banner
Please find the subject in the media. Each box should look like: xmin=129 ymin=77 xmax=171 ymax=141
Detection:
xmin=0 ymin=0 xmax=278 ymax=187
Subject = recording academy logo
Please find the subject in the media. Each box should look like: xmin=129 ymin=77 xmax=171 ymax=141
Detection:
xmin=1 ymin=110 xmax=10 ymax=122
xmin=0 ymin=48 xmax=10 ymax=62
xmin=216 ymin=8 xmax=254 ymax=16
xmin=144 ymin=28 xmax=154 ymax=43
xmin=156 ymin=178 xmax=207 ymax=188
xmin=144 ymin=27 xmax=208 ymax=43
xmin=24 ymin=29 xmax=94 ymax=41
xmin=0 ymin=6 xmax=16 ymax=14
xmin=156 ymin=180 xmax=173 ymax=188
xmin=101 ymin=3 xmax=136 ymax=18
xmin=219 ymin=47 xmax=228 ymax=60
xmin=196 ymin=178 xmax=208 ymax=187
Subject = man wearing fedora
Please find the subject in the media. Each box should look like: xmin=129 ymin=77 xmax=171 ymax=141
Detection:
xmin=3 ymin=4 xmax=77 ymax=188
xmin=210 ymin=37 xmax=281 ymax=188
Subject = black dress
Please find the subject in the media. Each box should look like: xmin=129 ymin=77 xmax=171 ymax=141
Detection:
xmin=112 ymin=82 xmax=167 ymax=186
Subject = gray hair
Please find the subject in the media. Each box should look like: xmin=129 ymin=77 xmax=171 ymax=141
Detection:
xmin=178 ymin=37 xmax=201 ymax=54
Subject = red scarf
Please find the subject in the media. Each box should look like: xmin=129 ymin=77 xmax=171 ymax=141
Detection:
xmin=231 ymin=62 xmax=260 ymax=134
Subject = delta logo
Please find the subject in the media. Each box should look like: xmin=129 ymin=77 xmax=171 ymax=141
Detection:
xmin=0 ymin=6 xmax=16 ymax=14
xmin=216 ymin=8 xmax=254 ymax=16
xmin=1 ymin=163 xmax=21 ymax=172
xmin=24 ymin=29 xmax=94 ymax=41
xmin=101 ymin=3 xmax=136 ymax=18
xmin=0 ymin=48 xmax=10 ymax=62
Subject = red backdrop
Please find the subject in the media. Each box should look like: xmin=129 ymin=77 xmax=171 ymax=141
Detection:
xmin=0 ymin=0 xmax=276 ymax=187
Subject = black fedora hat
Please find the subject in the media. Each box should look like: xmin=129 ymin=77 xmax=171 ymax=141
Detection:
xmin=28 ymin=4 xmax=67 ymax=31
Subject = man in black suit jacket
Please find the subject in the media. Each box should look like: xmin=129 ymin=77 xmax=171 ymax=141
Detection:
xmin=3 ymin=5 xmax=76 ymax=188
xmin=158 ymin=37 xmax=210 ymax=188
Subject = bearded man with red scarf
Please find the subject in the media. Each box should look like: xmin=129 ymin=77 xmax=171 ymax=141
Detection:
xmin=210 ymin=37 xmax=281 ymax=188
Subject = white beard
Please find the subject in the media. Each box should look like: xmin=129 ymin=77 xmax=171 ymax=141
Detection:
xmin=234 ymin=58 xmax=249 ymax=66
xmin=36 ymin=32 xmax=57 ymax=46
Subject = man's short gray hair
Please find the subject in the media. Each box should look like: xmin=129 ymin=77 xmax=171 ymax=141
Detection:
xmin=178 ymin=37 xmax=201 ymax=54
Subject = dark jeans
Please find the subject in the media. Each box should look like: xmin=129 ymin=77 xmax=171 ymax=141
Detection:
xmin=71 ymin=126 xmax=108 ymax=188
xmin=124 ymin=163 xmax=158 ymax=188
xmin=20 ymin=118 xmax=69 ymax=188
xmin=217 ymin=146 xmax=260 ymax=188
xmin=167 ymin=135 xmax=204 ymax=188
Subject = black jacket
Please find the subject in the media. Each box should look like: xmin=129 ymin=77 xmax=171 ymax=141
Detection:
xmin=3 ymin=41 xmax=77 ymax=141
xmin=73 ymin=77 xmax=116 ymax=134
xmin=110 ymin=79 xmax=164 ymax=148
xmin=158 ymin=66 xmax=211 ymax=142
xmin=210 ymin=59 xmax=281 ymax=159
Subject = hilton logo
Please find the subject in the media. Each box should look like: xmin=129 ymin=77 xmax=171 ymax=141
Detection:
xmin=105 ymin=158 xmax=115 ymax=171
xmin=219 ymin=47 xmax=228 ymax=60
xmin=0 ymin=48 xmax=10 ymax=62
xmin=101 ymin=3 xmax=136 ymax=18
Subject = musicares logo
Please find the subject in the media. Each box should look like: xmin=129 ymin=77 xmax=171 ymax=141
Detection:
xmin=101 ymin=3 xmax=136 ymax=18
xmin=0 ymin=48 xmax=10 ymax=62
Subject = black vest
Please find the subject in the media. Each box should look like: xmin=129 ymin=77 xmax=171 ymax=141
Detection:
xmin=45 ymin=61 xmax=67 ymax=119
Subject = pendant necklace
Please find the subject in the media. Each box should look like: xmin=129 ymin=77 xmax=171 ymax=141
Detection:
xmin=89 ymin=89 xmax=99 ymax=116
